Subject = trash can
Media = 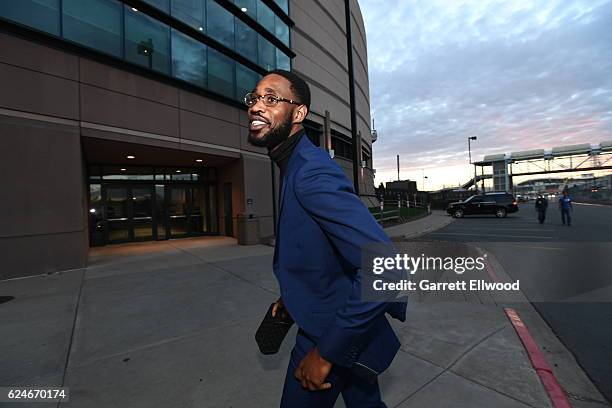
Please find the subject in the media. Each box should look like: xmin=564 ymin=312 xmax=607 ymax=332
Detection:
xmin=237 ymin=213 xmax=260 ymax=245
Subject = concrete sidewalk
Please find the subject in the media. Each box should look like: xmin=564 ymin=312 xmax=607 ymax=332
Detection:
xmin=384 ymin=210 xmax=454 ymax=240
xmin=0 ymin=235 xmax=608 ymax=407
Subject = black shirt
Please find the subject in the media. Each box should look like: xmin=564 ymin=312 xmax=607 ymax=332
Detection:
xmin=268 ymin=128 xmax=305 ymax=198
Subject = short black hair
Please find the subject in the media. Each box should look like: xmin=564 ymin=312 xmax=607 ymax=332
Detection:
xmin=265 ymin=69 xmax=311 ymax=110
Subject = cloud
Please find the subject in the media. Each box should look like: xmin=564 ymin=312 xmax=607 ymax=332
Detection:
xmin=359 ymin=0 xmax=612 ymax=188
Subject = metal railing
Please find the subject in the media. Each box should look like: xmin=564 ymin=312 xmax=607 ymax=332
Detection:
xmin=373 ymin=199 xmax=430 ymax=225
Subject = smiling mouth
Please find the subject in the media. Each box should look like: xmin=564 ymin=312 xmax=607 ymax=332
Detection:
xmin=249 ymin=120 xmax=269 ymax=131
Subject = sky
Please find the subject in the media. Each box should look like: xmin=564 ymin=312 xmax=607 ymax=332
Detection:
xmin=359 ymin=0 xmax=612 ymax=190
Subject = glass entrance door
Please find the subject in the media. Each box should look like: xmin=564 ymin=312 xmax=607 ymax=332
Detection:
xmin=132 ymin=187 xmax=154 ymax=240
xmin=104 ymin=185 xmax=155 ymax=243
xmin=165 ymin=185 xmax=210 ymax=238
xmin=106 ymin=186 xmax=130 ymax=242
xmin=168 ymin=186 xmax=189 ymax=237
xmin=90 ymin=181 xmax=216 ymax=245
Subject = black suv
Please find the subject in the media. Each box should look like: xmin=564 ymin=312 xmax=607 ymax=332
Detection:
xmin=447 ymin=193 xmax=519 ymax=218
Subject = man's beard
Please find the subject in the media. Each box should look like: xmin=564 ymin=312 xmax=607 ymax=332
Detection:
xmin=248 ymin=115 xmax=293 ymax=150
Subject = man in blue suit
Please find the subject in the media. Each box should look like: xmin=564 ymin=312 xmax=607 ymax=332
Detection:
xmin=246 ymin=70 xmax=406 ymax=407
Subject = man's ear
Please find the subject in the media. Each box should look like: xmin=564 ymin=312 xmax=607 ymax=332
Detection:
xmin=292 ymin=105 xmax=308 ymax=124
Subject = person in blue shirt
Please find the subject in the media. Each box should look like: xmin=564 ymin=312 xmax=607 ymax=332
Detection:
xmin=558 ymin=190 xmax=573 ymax=226
xmin=246 ymin=70 xmax=406 ymax=408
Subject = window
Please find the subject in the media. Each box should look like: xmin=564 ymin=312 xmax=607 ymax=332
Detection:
xmin=0 ymin=0 xmax=60 ymax=35
xmin=258 ymin=36 xmax=275 ymax=71
xmin=361 ymin=148 xmax=370 ymax=168
xmin=234 ymin=18 xmax=257 ymax=63
xmin=276 ymin=48 xmax=290 ymax=70
xmin=142 ymin=0 xmax=169 ymax=13
xmin=63 ymin=0 xmax=122 ymax=57
xmin=206 ymin=0 xmax=234 ymax=49
xmin=171 ymin=0 xmax=205 ymax=32
xmin=256 ymin=1 xmax=274 ymax=34
xmin=172 ymin=29 xmax=207 ymax=87
xmin=273 ymin=0 xmax=288 ymax=14
xmin=0 ymin=0 xmax=291 ymax=102
xmin=124 ymin=6 xmax=171 ymax=74
xmin=275 ymin=15 xmax=289 ymax=45
xmin=331 ymin=135 xmax=352 ymax=160
xmin=234 ymin=0 xmax=256 ymax=20
xmin=208 ymin=47 xmax=235 ymax=96
xmin=102 ymin=166 xmax=155 ymax=180
xmin=236 ymin=64 xmax=259 ymax=101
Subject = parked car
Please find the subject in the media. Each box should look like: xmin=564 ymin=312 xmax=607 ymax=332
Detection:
xmin=446 ymin=193 xmax=519 ymax=218
xmin=516 ymin=195 xmax=528 ymax=203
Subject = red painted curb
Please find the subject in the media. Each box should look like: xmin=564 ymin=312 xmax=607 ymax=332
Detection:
xmin=504 ymin=308 xmax=572 ymax=408
xmin=476 ymin=247 xmax=502 ymax=284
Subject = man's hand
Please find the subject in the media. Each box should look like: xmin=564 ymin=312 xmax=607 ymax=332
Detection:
xmin=294 ymin=347 xmax=333 ymax=391
xmin=271 ymin=298 xmax=284 ymax=317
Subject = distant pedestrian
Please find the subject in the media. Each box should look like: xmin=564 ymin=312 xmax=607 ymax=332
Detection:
xmin=534 ymin=194 xmax=548 ymax=224
xmin=558 ymin=191 xmax=573 ymax=226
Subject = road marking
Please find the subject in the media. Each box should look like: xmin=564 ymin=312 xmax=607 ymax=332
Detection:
xmin=504 ymin=308 xmax=572 ymax=408
xmin=429 ymin=232 xmax=556 ymax=239
xmin=488 ymin=243 xmax=565 ymax=251
xmin=447 ymin=228 xmax=556 ymax=232
xmin=575 ymin=202 xmax=611 ymax=207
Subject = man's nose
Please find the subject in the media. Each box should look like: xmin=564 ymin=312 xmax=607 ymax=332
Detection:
xmin=249 ymin=100 xmax=266 ymax=115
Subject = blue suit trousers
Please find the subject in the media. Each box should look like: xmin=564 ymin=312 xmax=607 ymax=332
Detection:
xmin=280 ymin=330 xmax=387 ymax=408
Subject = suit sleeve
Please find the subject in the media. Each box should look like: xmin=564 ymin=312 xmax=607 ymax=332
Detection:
xmin=293 ymin=157 xmax=396 ymax=368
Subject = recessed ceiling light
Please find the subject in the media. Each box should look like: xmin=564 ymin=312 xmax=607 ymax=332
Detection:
xmin=89 ymin=208 xmax=96 ymax=213
xmin=196 ymin=159 xmax=203 ymax=162
xmin=120 ymin=168 xmax=126 ymax=171
xmin=198 ymin=26 xmax=204 ymax=31
xmin=176 ymin=170 xmax=181 ymax=173
xmin=126 ymin=155 xmax=135 ymax=159
xmin=241 ymin=7 xmax=247 ymax=12
xmin=131 ymin=7 xmax=138 ymax=12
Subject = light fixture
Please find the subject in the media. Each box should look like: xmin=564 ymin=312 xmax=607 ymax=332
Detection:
xmin=176 ymin=170 xmax=181 ymax=173
xmin=131 ymin=7 xmax=138 ymax=12
xmin=89 ymin=209 xmax=96 ymax=213
xmin=241 ymin=7 xmax=248 ymax=12
xmin=196 ymin=159 xmax=203 ymax=163
xmin=198 ymin=26 xmax=204 ymax=31
xmin=120 ymin=168 xmax=126 ymax=171
xmin=126 ymin=155 xmax=135 ymax=159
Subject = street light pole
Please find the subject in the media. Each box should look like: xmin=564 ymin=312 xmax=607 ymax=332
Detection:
xmin=468 ymin=136 xmax=478 ymax=193
xmin=397 ymin=154 xmax=400 ymax=181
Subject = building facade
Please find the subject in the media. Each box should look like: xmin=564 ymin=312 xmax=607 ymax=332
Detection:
xmin=0 ymin=0 xmax=375 ymax=279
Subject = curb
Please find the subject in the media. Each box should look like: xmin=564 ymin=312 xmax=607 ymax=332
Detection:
xmin=400 ymin=215 xmax=455 ymax=240
xmin=505 ymin=308 xmax=573 ymax=408
xmin=474 ymin=244 xmax=606 ymax=407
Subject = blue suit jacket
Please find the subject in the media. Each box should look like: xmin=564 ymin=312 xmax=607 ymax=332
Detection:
xmin=274 ymin=134 xmax=407 ymax=374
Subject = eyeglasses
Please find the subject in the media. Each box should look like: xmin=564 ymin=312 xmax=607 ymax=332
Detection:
xmin=244 ymin=92 xmax=301 ymax=108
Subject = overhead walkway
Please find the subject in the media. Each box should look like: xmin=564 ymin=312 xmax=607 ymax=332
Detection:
xmin=471 ymin=140 xmax=612 ymax=192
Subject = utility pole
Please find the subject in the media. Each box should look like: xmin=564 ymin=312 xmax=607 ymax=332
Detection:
xmin=344 ymin=0 xmax=360 ymax=195
xmin=468 ymin=136 xmax=478 ymax=192
xmin=397 ymin=155 xmax=400 ymax=181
